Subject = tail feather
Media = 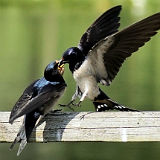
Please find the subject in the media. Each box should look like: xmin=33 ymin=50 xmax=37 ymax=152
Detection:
xmin=93 ymin=101 xmax=113 ymax=111
xmin=93 ymin=100 xmax=137 ymax=112
xmin=93 ymin=89 xmax=138 ymax=112
xmin=10 ymin=111 xmax=40 ymax=156
xmin=17 ymin=139 xmax=27 ymax=156
xmin=10 ymin=117 xmax=26 ymax=149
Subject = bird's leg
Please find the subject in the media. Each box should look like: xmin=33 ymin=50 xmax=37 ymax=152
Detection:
xmin=59 ymin=86 xmax=83 ymax=109
xmin=59 ymin=92 xmax=78 ymax=111
xmin=59 ymin=100 xmax=75 ymax=107
xmin=59 ymin=100 xmax=75 ymax=111
xmin=73 ymin=101 xmax=82 ymax=107
xmin=73 ymin=89 xmax=88 ymax=107
xmin=80 ymin=90 xmax=87 ymax=101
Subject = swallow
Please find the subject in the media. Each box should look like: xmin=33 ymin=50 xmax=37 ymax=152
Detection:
xmin=9 ymin=61 xmax=66 ymax=156
xmin=59 ymin=5 xmax=160 ymax=112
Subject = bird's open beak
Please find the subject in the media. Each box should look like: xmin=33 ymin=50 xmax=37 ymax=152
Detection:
xmin=57 ymin=60 xmax=65 ymax=75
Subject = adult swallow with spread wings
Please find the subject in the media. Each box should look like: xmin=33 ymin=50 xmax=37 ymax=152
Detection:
xmin=9 ymin=61 xmax=66 ymax=156
xmin=59 ymin=5 xmax=160 ymax=112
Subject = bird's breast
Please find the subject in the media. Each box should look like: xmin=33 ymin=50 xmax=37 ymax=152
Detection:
xmin=73 ymin=63 xmax=100 ymax=100
xmin=40 ymin=87 xmax=66 ymax=115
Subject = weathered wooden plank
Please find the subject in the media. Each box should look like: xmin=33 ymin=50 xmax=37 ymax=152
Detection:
xmin=0 ymin=111 xmax=160 ymax=142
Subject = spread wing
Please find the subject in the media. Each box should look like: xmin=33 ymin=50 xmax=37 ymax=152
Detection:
xmin=9 ymin=79 xmax=65 ymax=124
xmin=78 ymin=5 xmax=121 ymax=55
xmin=87 ymin=12 xmax=160 ymax=85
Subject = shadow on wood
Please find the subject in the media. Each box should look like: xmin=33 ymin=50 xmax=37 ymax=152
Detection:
xmin=31 ymin=111 xmax=79 ymax=142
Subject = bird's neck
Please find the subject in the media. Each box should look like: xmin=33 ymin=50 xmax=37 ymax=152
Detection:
xmin=46 ymin=74 xmax=66 ymax=84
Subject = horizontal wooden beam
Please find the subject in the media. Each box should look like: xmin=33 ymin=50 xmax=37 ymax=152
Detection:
xmin=0 ymin=111 xmax=160 ymax=142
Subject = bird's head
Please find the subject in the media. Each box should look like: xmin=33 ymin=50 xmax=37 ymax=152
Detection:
xmin=59 ymin=47 xmax=83 ymax=65
xmin=44 ymin=60 xmax=64 ymax=81
xmin=59 ymin=47 xmax=84 ymax=72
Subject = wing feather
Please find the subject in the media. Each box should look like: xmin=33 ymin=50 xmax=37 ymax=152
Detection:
xmin=78 ymin=5 xmax=121 ymax=55
xmin=104 ymin=12 xmax=160 ymax=83
xmin=9 ymin=80 xmax=39 ymax=123
xmin=9 ymin=80 xmax=65 ymax=123
xmin=87 ymin=12 xmax=160 ymax=85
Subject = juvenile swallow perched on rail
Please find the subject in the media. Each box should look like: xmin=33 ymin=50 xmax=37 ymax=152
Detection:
xmin=59 ymin=5 xmax=160 ymax=112
xmin=9 ymin=61 xmax=66 ymax=156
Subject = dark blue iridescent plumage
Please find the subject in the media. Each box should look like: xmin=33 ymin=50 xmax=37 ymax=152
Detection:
xmin=9 ymin=61 xmax=66 ymax=156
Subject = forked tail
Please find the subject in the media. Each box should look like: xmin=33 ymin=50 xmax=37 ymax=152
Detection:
xmin=10 ymin=111 xmax=40 ymax=156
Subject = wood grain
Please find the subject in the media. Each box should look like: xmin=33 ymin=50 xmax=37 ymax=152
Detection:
xmin=0 ymin=111 xmax=160 ymax=142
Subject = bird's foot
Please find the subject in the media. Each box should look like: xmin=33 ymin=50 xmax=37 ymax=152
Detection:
xmin=52 ymin=109 xmax=62 ymax=113
xmin=59 ymin=101 xmax=75 ymax=111
xmin=73 ymin=101 xmax=82 ymax=107
xmin=59 ymin=100 xmax=82 ymax=110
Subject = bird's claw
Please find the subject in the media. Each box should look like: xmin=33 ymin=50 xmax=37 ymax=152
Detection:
xmin=73 ymin=101 xmax=82 ymax=107
xmin=59 ymin=100 xmax=82 ymax=110
xmin=59 ymin=101 xmax=75 ymax=111
xmin=52 ymin=109 xmax=62 ymax=113
xmin=59 ymin=104 xmax=67 ymax=107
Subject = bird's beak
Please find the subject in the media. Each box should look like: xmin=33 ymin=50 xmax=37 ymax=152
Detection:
xmin=59 ymin=59 xmax=64 ymax=66
xmin=58 ymin=61 xmax=65 ymax=75
xmin=59 ymin=58 xmax=69 ymax=66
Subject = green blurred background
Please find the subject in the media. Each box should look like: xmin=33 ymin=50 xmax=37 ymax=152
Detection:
xmin=0 ymin=0 xmax=160 ymax=159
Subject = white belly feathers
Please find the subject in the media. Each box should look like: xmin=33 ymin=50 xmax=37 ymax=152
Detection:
xmin=73 ymin=59 xmax=100 ymax=100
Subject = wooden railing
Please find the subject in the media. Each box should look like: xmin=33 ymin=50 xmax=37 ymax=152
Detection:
xmin=1 ymin=111 xmax=160 ymax=142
